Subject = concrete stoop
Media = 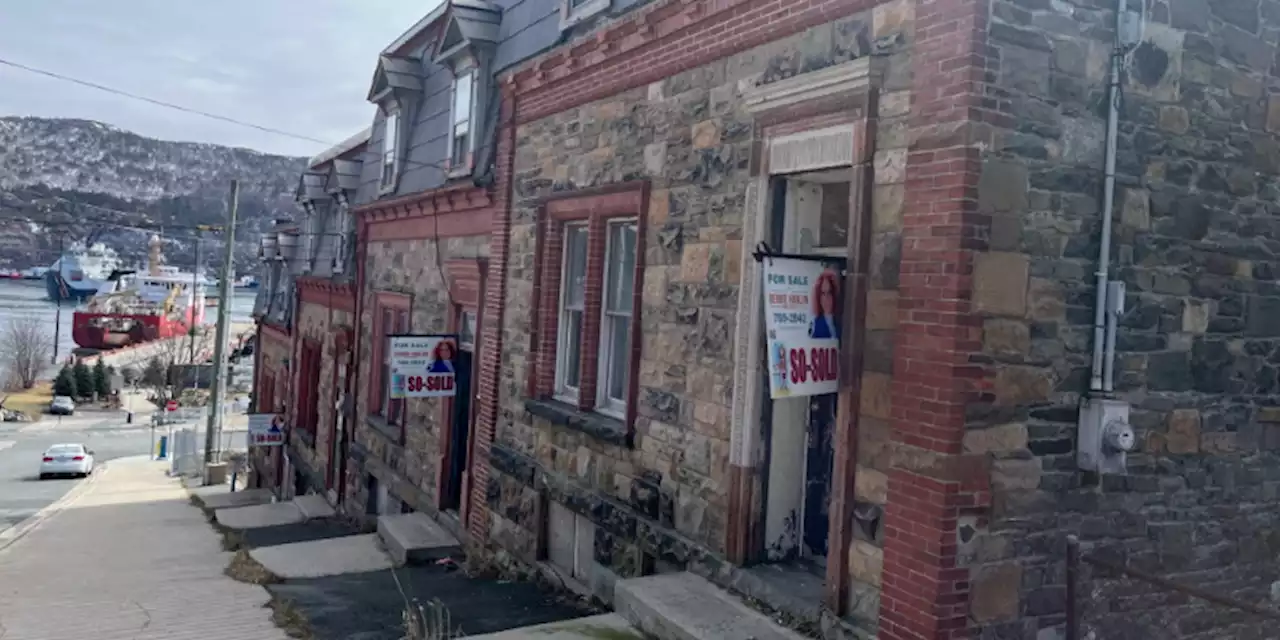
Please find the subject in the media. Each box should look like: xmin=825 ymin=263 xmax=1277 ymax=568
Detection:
xmin=249 ymin=533 xmax=394 ymax=579
xmin=615 ymin=572 xmax=809 ymax=640
xmin=462 ymin=614 xmax=643 ymax=639
xmin=192 ymin=487 xmax=274 ymax=510
xmin=376 ymin=512 xmax=460 ymax=566
xmin=213 ymin=493 xmax=333 ymax=529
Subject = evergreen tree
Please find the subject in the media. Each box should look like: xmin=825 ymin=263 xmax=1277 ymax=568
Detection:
xmin=93 ymin=359 xmax=111 ymax=397
xmin=72 ymin=361 xmax=94 ymax=399
xmin=142 ymin=357 xmax=166 ymax=387
xmin=52 ymin=366 xmax=77 ymax=398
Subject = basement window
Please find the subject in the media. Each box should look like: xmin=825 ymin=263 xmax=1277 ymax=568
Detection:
xmin=546 ymin=501 xmax=595 ymax=582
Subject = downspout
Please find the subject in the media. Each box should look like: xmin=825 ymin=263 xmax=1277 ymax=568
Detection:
xmin=1089 ymin=0 xmax=1126 ymax=394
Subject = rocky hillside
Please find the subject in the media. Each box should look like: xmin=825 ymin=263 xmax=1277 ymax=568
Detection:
xmin=0 ymin=116 xmax=306 ymax=274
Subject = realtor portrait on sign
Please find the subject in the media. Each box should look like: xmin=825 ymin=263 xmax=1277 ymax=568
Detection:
xmin=429 ymin=339 xmax=456 ymax=374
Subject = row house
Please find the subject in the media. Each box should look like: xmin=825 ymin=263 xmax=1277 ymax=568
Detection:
xmin=256 ymin=0 xmax=1280 ymax=639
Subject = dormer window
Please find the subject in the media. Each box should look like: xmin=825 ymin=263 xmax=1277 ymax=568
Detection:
xmin=432 ymin=4 xmax=499 ymax=178
xmin=380 ymin=110 xmax=400 ymax=191
xmin=561 ymin=0 xmax=609 ymax=29
xmin=450 ymin=70 xmax=476 ymax=170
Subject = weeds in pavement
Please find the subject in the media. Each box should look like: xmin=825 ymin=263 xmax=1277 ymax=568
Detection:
xmin=225 ymin=549 xmax=281 ymax=585
xmin=268 ymin=595 xmax=313 ymax=639
xmin=403 ymin=598 xmax=462 ymax=640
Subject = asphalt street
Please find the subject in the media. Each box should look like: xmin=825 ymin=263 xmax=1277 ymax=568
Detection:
xmin=0 ymin=409 xmax=248 ymax=537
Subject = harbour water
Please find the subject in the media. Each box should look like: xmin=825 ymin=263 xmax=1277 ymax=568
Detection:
xmin=0 ymin=280 xmax=258 ymax=368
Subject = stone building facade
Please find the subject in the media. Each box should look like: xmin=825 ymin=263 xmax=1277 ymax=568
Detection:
xmin=477 ymin=0 xmax=1280 ymax=639
xmin=347 ymin=186 xmax=493 ymax=529
xmin=251 ymin=321 xmax=291 ymax=489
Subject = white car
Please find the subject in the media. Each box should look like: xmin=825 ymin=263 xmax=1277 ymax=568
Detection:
xmin=39 ymin=443 xmax=95 ymax=479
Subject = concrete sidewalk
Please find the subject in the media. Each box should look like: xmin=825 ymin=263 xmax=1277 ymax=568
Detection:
xmin=0 ymin=456 xmax=288 ymax=640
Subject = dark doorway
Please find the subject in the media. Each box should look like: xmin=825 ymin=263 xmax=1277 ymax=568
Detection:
xmin=442 ymin=349 xmax=473 ymax=511
xmin=365 ymin=474 xmax=379 ymax=516
xmin=803 ymin=393 xmax=836 ymax=561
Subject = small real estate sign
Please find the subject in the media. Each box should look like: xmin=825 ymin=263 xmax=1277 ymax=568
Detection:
xmin=762 ymin=256 xmax=842 ymax=399
xmin=247 ymin=413 xmax=285 ymax=446
xmin=388 ymin=335 xmax=458 ymax=399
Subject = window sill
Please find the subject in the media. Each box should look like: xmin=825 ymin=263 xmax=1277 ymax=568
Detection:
xmin=446 ymin=166 xmax=473 ymax=180
xmin=364 ymin=414 xmax=403 ymax=446
xmin=524 ymin=397 xmax=631 ymax=448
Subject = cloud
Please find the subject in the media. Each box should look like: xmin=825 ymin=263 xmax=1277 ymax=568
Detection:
xmin=0 ymin=0 xmax=437 ymax=157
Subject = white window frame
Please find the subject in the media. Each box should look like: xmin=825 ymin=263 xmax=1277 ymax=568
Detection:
xmin=554 ymin=223 xmax=588 ymax=404
xmin=448 ymin=69 xmax=477 ymax=173
xmin=379 ymin=109 xmax=400 ymax=192
xmin=560 ymin=0 xmax=610 ymax=29
xmin=595 ymin=219 xmax=636 ymax=418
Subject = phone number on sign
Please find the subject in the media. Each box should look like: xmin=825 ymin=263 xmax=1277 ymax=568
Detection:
xmin=788 ymin=347 xmax=839 ymax=384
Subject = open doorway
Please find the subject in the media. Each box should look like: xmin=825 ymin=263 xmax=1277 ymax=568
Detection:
xmin=441 ymin=309 xmax=476 ymax=512
xmin=760 ymin=169 xmax=852 ymax=575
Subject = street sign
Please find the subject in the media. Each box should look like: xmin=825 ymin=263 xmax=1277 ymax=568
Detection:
xmin=165 ymin=400 xmax=179 ymax=412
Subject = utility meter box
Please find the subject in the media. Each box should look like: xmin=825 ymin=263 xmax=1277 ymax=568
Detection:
xmin=1078 ymin=397 xmax=1134 ymax=474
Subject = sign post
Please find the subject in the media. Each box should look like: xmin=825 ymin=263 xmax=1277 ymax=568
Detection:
xmin=761 ymin=255 xmax=844 ymax=399
xmin=388 ymin=335 xmax=459 ymax=399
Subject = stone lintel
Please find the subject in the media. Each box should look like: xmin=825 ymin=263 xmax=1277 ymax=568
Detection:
xmin=743 ymin=57 xmax=883 ymax=117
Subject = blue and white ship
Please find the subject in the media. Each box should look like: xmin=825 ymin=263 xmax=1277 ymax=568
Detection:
xmin=44 ymin=243 xmax=123 ymax=303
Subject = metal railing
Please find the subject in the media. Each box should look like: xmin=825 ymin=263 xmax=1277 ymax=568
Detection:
xmin=1065 ymin=536 xmax=1280 ymax=639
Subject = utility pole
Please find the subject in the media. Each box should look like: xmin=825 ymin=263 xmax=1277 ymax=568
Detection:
xmin=189 ymin=229 xmax=201 ymax=369
xmin=203 ymin=180 xmax=238 ymax=478
xmin=51 ymin=233 xmax=64 ymax=365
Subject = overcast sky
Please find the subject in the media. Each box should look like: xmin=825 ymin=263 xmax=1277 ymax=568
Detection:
xmin=0 ymin=0 xmax=440 ymax=158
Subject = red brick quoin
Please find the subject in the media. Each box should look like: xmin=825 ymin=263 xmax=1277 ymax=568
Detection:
xmin=881 ymin=0 xmax=1001 ymax=638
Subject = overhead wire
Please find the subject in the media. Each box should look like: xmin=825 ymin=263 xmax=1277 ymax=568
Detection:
xmin=0 ymin=55 xmax=452 ymax=173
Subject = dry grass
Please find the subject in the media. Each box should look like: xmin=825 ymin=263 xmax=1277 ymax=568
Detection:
xmin=226 ymin=548 xmax=281 ymax=585
xmin=0 ymin=381 xmax=52 ymax=422
xmin=267 ymin=595 xmax=313 ymax=639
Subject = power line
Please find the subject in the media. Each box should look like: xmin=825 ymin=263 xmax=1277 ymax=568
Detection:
xmin=0 ymin=56 xmax=453 ymax=173
xmin=0 ymin=56 xmax=331 ymax=147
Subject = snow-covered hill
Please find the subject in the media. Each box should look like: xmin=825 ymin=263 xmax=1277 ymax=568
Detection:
xmin=0 ymin=116 xmax=306 ymax=273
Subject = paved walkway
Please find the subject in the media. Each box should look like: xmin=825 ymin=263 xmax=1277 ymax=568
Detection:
xmin=0 ymin=457 xmax=288 ymax=640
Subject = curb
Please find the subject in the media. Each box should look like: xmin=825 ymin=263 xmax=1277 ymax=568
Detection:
xmin=0 ymin=460 xmax=109 ymax=554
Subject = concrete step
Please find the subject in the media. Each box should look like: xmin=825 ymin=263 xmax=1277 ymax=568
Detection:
xmin=459 ymin=614 xmax=643 ymax=639
xmin=192 ymin=487 xmax=274 ymax=510
xmin=293 ymin=493 xmax=336 ymax=519
xmin=249 ymin=533 xmax=393 ymax=579
xmin=614 ymin=572 xmax=808 ymax=640
xmin=376 ymin=512 xmax=460 ymax=566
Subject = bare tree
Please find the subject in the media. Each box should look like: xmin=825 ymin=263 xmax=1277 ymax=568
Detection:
xmin=0 ymin=316 xmax=55 ymax=390
xmin=140 ymin=327 xmax=215 ymax=408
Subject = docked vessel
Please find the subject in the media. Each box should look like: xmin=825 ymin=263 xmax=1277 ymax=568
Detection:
xmin=45 ymin=242 xmax=122 ymax=303
xmin=70 ymin=235 xmax=207 ymax=350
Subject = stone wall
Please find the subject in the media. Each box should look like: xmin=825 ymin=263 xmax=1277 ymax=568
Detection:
xmin=253 ymin=324 xmax=292 ymax=492
xmin=486 ymin=5 xmax=912 ymax=607
xmin=348 ymin=234 xmax=489 ymax=519
xmin=966 ymin=1 xmax=1280 ymax=637
xmin=289 ymin=300 xmax=354 ymax=495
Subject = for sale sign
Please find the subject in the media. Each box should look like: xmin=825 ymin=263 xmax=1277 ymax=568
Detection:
xmin=763 ymin=257 xmax=842 ymax=399
xmin=248 ymin=413 xmax=285 ymax=446
xmin=388 ymin=335 xmax=458 ymax=399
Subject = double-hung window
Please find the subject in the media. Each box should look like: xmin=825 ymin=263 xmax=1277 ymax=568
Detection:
xmin=380 ymin=110 xmax=399 ymax=190
xmin=596 ymin=221 xmax=636 ymax=414
xmin=555 ymin=225 xmax=588 ymax=401
xmin=450 ymin=70 xmax=475 ymax=170
xmin=537 ymin=187 xmax=646 ymax=429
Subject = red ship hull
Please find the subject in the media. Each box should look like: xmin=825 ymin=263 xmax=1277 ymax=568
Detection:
xmin=71 ymin=308 xmax=196 ymax=351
